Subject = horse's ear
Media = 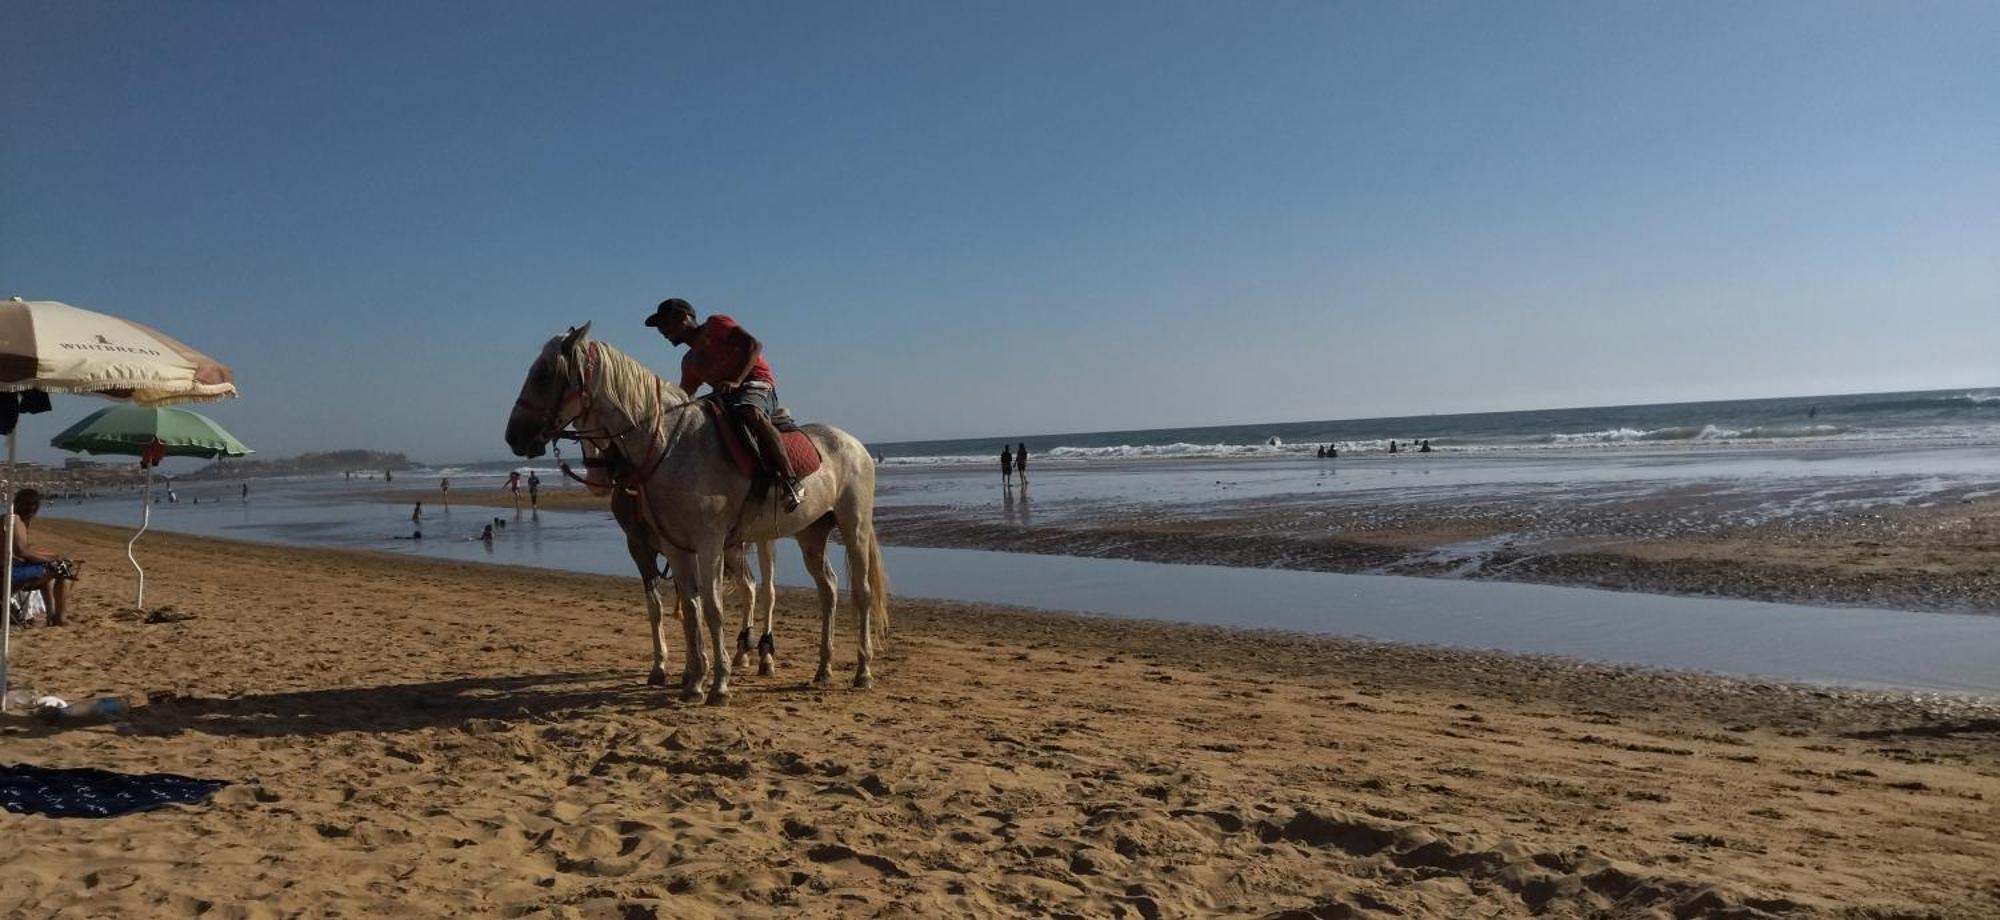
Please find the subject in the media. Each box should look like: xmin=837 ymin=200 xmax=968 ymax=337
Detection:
xmin=560 ymin=322 xmax=593 ymax=354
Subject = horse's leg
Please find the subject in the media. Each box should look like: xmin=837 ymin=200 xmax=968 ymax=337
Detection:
xmin=631 ymin=531 xmax=672 ymax=687
xmin=667 ymin=548 xmax=706 ymax=703
xmin=696 ymin=545 xmax=733 ymax=705
xmin=756 ymin=538 xmax=778 ymax=676
xmin=796 ymin=521 xmax=839 ymax=688
xmin=835 ymin=508 xmax=879 ymax=689
xmin=643 ymin=571 xmax=670 ymax=687
xmin=728 ymin=544 xmax=756 ymax=671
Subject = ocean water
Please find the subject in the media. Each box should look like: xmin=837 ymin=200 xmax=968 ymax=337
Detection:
xmin=393 ymin=387 xmax=1999 ymax=481
xmin=866 ymin=387 xmax=2000 ymax=465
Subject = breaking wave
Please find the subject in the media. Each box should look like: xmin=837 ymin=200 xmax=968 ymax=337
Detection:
xmin=1545 ymin=424 xmax=1855 ymax=445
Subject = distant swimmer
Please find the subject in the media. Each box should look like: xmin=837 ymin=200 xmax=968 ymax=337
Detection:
xmin=1388 ymin=440 xmax=1399 ymax=454
xmin=1808 ymin=406 xmax=1818 ymax=419
xmin=1418 ymin=439 xmax=1433 ymax=453
xmin=1316 ymin=446 xmax=1325 ymax=459
xmin=478 ymin=523 xmax=494 ymax=543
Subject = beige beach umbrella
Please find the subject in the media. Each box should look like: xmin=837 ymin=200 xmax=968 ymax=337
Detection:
xmin=0 ymin=297 xmax=238 ymax=712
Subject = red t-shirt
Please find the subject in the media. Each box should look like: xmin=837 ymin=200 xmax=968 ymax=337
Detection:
xmin=677 ymin=314 xmax=775 ymax=392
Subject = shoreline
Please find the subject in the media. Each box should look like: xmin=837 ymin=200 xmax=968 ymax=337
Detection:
xmin=3 ymin=521 xmax=1996 ymax=917
xmin=365 ymin=470 xmax=2000 ymax=614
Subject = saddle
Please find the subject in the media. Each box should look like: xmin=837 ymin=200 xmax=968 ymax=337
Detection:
xmin=703 ymin=400 xmax=823 ymax=485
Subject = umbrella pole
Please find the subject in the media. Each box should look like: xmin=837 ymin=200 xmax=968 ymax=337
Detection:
xmin=129 ymin=470 xmax=152 ymax=611
xmin=2 ymin=428 xmax=15 ymax=712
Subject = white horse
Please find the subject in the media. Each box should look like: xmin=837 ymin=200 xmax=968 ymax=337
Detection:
xmin=506 ymin=324 xmax=887 ymax=704
xmin=572 ymin=437 xmax=789 ymax=680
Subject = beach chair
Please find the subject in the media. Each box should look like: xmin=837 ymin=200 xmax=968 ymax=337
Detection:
xmin=8 ymin=589 xmax=43 ymax=628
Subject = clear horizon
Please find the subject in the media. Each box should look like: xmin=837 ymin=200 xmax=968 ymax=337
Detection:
xmin=5 ymin=2 xmax=1995 ymax=465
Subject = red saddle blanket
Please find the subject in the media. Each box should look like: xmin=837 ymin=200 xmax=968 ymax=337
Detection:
xmin=706 ymin=402 xmax=823 ymax=480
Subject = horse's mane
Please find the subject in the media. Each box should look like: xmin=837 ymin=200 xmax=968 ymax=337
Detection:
xmin=578 ymin=338 xmax=693 ymax=419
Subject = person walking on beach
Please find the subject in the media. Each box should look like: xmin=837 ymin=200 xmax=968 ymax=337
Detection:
xmin=440 ymin=476 xmax=451 ymax=509
xmin=527 ymin=471 xmax=541 ymax=508
xmin=411 ymin=501 xmax=423 ymax=539
xmin=644 ymin=297 xmax=805 ymax=512
xmin=1000 ymin=445 xmax=1014 ymax=488
xmin=505 ymin=471 xmax=522 ymax=509
xmin=1016 ymin=442 xmax=1029 ymax=485
xmin=241 ymin=482 xmax=249 ymax=503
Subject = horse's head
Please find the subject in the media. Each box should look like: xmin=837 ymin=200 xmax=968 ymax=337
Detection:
xmin=505 ymin=323 xmax=592 ymax=458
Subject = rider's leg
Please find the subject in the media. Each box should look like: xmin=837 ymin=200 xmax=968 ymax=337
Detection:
xmin=737 ymin=404 xmax=802 ymax=511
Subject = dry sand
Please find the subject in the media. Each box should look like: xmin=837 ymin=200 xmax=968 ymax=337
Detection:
xmin=3 ymin=521 xmax=1997 ymax=918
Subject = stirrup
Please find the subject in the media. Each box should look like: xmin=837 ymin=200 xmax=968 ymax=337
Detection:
xmin=780 ymin=479 xmax=803 ymax=512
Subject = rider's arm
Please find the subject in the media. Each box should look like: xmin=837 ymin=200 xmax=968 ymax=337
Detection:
xmin=724 ymin=333 xmax=764 ymax=389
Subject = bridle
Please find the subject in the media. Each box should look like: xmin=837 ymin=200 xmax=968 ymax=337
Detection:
xmin=520 ymin=339 xmax=700 ymax=493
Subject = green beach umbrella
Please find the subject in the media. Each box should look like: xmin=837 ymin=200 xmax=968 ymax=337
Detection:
xmin=48 ymin=405 xmax=253 ymax=613
xmin=50 ymin=405 xmax=252 ymax=459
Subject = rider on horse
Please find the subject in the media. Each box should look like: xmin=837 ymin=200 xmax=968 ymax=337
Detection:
xmin=645 ymin=297 xmax=804 ymax=512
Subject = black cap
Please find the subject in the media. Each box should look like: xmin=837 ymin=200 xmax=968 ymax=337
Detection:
xmin=644 ymin=298 xmax=695 ymax=328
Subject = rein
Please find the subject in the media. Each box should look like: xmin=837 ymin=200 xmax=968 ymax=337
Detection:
xmin=550 ymin=342 xmax=703 ymax=493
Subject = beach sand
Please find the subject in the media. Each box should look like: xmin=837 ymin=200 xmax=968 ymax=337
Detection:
xmin=3 ymin=522 xmax=1997 ymax=918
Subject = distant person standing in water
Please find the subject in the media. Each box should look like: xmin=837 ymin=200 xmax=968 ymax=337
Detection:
xmin=441 ymin=476 xmax=451 ymax=509
xmin=1000 ymin=446 xmax=1014 ymax=488
xmin=1015 ymin=442 xmax=1029 ymax=484
xmin=528 ymin=471 xmax=541 ymax=508
xmin=411 ymin=501 xmax=423 ymax=538
xmin=505 ymin=471 xmax=522 ymax=508
xmin=384 ymin=470 xmax=392 ymax=483
xmin=241 ymin=482 xmax=249 ymax=503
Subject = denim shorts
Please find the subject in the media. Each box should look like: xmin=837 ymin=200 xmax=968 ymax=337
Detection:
xmin=719 ymin=384 xmax=781 ymax=418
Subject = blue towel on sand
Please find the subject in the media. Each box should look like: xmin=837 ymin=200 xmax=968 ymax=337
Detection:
xmin=0 ymin=763 xmax=228 ymax=818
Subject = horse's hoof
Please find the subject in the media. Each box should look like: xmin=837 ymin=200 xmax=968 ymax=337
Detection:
xmin=735 ymin=628 xmax=752 ymax=655
xmin=757 ymin=660 xmax=775 ymax=678
xmin=731 ymin=652 xmax=750 ymax=670
xmin=704 ymin=690 xmax=731 ymax=707
xmin=678 ymin=687 xmax=705 ymax=703
xmin=647 ymin=670 xmax=668 ymax=687
xmin=810 ymin=671 xmax=833 ymax=689
xmin=853 ymin=673 xmax=875 ymax=690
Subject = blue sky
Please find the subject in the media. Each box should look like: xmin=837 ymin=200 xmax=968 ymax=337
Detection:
xmin=3 ymin=1 xmax=1995 ymax=464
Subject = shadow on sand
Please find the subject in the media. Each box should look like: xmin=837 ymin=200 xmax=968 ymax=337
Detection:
xmin=110 ymin=670 xmax=683 ymax=739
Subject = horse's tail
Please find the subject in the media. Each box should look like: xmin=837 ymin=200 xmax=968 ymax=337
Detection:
xmin=867 ymin=526 xmax=890 ymax=643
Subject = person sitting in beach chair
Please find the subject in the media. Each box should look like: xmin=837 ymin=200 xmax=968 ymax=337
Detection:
xmin=646 ymin=297 xmax=805 ymax=512
xmin=8 ymin=489 xmax=82 ymax=627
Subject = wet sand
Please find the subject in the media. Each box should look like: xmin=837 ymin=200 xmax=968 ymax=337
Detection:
xmin=385 ymin=456 xmax=2000 ymax=614
xmin=877 ymin=486 xmax=2000 ymax=614
xmin=3 ymin=521 xmax=1997 ymax=918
